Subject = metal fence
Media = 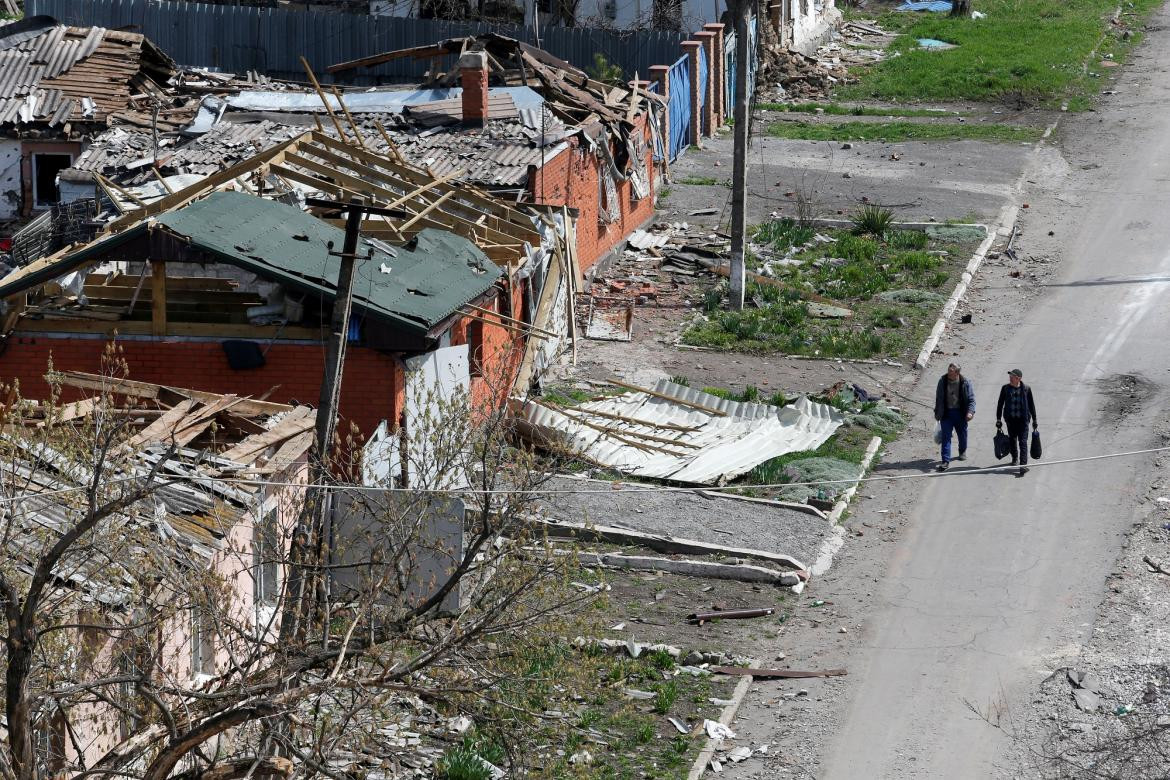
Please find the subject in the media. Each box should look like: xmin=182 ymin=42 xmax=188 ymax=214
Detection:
xmin=666 ymin=54 xmax=690 ymax=162
xmin=27 ymin=0 xmax=686 ymax=84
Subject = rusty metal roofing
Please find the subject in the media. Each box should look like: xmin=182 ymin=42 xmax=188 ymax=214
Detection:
xmin=516 ymin=380 xmax=846 ymax=485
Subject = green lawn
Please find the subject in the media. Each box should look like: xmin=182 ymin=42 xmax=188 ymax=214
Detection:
xmin=766 ymin=120 xmax=1043 ymax=143
xmin=838 ymin=0 xmax=1163 ymax=107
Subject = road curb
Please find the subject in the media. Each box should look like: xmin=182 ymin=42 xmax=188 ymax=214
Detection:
xmin=687 ymin=672 xmax=754 ymax=779
xmin=800 ymin=435 xmax=883 ymax=587
xmin=913 ymin=203 xmax=1019 ymax=371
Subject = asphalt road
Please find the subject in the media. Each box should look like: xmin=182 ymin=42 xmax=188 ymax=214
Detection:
xmin=820 ymin=6 xmax=1170 ymax=778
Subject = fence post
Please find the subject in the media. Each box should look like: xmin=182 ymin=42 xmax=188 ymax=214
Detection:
xmin=703 ymin=23 xmax=725 ymax=126
xmin=694 ymin=30 xmax=716 ymax=137
xmin=681 ymin=40 xmax=702 ymax=149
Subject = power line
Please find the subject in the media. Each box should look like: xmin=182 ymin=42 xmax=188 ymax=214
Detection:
xmin=4 ymin=443 xmax=1166 ymax=505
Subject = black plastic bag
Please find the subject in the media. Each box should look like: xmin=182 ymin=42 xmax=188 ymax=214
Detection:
xmin=1030 ymin=429 xmax=1042 ymax=460
xmin=994 ymin=430 xmax=1011 ymax=460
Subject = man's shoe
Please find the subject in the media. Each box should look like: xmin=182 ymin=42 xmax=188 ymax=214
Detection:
xmin=956 ymin=452 xmax=967 ymax=461
xmin=1010 ymin=458 xmax=1018 ymax=466
xmin=937 ymin=461 xmax=950 ymax=472
xmin=1018 ymin=466 xmax=1029 ymax=477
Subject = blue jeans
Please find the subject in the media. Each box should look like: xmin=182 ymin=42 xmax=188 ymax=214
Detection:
xmin=940 ymin=407 xmax=968 ymax=463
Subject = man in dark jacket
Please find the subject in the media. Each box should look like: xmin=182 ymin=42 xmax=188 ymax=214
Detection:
xmin=996 ymin=368 xmax=1038 ymax=477
xmin=934 ymin=362 xmax=975 ymax=471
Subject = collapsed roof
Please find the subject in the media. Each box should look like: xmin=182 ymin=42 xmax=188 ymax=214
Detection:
xmin=0 ymin=15 xmax=177 ymax=129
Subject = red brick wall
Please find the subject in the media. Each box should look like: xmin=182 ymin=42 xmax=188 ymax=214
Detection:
xmin=530 ymin=114 xmax=657 ymax=271
xmin=0 ymin=335 xmax=404 ymax=440
xmin=448 ymin=282 xmax=525 ymax=414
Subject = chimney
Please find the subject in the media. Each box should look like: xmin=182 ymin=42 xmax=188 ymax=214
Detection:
xmin=458 ymin=51 xmax=489 ymax=125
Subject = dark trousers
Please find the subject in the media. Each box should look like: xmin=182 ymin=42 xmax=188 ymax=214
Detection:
xmin=940 ymin=407 xmax=968 ymax=462
xmin=1005 ymin=416 xmax=1029 ymax=465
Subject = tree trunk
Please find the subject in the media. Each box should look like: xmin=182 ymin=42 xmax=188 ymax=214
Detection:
xmin=950 ymin=0 xmax=971 ymax=17
xmin=6 ymin=637 xmax=34 ymax=780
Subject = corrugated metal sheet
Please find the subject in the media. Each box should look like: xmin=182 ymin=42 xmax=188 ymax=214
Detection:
xmin=156 ymin=190 xmax=502 ymax=334
xmin=29 ymin=0 xmax=685 ymax=85
xmin=517 ymin=380 xmax=845 ymax=485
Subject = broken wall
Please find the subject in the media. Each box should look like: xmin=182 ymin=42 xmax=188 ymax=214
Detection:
xmin=0 ymin=335 xmax=406 ymax=439
xmin=0 ymin=140 xmax=22 ymax=221
xmin=530 ymin=114 xmax=657 ymax=272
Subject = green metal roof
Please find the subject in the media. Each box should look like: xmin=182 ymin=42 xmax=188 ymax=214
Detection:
xmin=155 ymin=191 xmax=501 ymax=336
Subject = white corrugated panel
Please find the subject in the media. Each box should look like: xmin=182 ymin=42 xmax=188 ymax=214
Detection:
xmin=518 ymin=380 xmax=845 ymax=485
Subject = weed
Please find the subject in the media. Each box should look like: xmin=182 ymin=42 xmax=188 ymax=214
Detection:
xmin=767 ymin=120 xmax=1043 ymax=143
xmin=889 ymin=229 xmax=928 ymax=250
xmin=657 ymin=186 xmax=672 ymax=199
xmin=679 ymin=175 xmax=722 ymax=186
xmin=702 ymin=286 xmax=724 ymax=314
xmin=668 ymin=374 xmax=691 ymax=387
xmin=653 ymin=680 xmax=680 ymax=714
xmin=437 ymin=746 xmax=492 ymax=780
xmin=754 ymin=217 xmax=816 ymax=251
xmin=740 ymin=385 xmax=761 ymax=403
xmin=852 ymin=205 xmax=896 ymax=239
xmin=769 ymin=391 xmax=789 ymax=407
xmin=645 ymin=649 xmax=677 ymax=671
xmin=868 ymin=306 xmax=905 ymax=329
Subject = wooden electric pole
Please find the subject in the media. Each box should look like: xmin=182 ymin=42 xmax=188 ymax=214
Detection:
xmin=281 ymin=197 xmax=406 ymax=644
xmin=728 ymin=0 xmax=752 ymax=310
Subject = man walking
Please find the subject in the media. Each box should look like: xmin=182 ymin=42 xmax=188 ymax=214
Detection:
xmin=996 ymin=368 xmax=1038 ymax=477
xmin=934 ymin=362 xmax=975 ymax=471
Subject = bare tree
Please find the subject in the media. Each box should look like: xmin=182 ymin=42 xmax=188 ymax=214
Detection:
xmin=0 ymin=350 xmax=587 ymax=779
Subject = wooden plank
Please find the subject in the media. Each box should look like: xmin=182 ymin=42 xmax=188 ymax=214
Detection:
xmin=150 ymin=261 xmax=166 ymax=337
xmin=301 ymin=55 xmax=351 ymax=143
xmin=608 ymin=378 xmax=729 ymax=417
xmin=55 ymin=371 xmax=293 ymax=417
xmin=259 ymin=429 xmax=316 ymax=474
xmin=127 ymin=398 xmax=198 ymax=447
xmin=326 ymin=43 xmax=451 ymax=74
xmin=308 ymin=132 xmax=535 ymax=227
xmin=398 ymin=190 xmax=455 ymax=232
xmin=56 ymin=396 xmax=99 ymax=423
xmin=219 ymin=406 xmax=316 ymax=464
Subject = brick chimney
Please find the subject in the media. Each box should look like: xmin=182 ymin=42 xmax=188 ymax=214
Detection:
xmin=458 ymin=51 xmax=489 ymax=125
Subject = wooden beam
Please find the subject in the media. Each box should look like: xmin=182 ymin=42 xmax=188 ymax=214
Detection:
xmin=331 ymin=86 xmax=368 ymax=150
xmin=150 ymin=261 xmax=166 ymax=337
xmin=108 ymin=133 xmax=311 ymax=232
xmin=397 ymin=190 xmax=455 ymax=232
xmin=326 ymin=43 xmax=452 ymax=74
xmin=608 ymin=378 xmax=729 ymax=416
xmin=300 ymin=56 xmax=350 ymax=143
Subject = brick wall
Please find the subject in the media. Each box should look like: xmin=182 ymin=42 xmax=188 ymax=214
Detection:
xmin=0 ymin=335 xmax=404 ymax=440
xmin=447 ymin=281 xmax=525 ymax=413
xmin=530 ymin=113 xmax=657 ymax=272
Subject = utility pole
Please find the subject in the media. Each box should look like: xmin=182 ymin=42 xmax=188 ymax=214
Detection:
xmin=728 ymin=0 xmax=751 ymax=310
xmin=281 ymin=197 xmax=406 ymax=644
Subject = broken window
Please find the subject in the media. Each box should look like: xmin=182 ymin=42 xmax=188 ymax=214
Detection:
xmin=32 ymin=153 xmax=72 ymax=207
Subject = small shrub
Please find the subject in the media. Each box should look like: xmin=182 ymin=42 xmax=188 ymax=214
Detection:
xmin=768 ymin=391 xmax=789 ymax=407
xmin=754 ymin=218 xmax=816 ymax=251
xmin=587 ymin=52 xmax=624 ymax=85
xmin=437 ymin=746 xmax=491 ymax=780
xmin=851 ymin=205 xmax=895 ymax=238
xmin=702 ymin=286 xmax=724 ymax=314
xmin=740 ymin=385 xmax=761 ymax=403
xmin=668 ymin=374 xmax=691 ymax=387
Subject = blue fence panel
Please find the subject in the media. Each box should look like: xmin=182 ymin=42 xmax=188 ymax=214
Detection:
xmin=27 ymin=0 xmax=685 ymax=85
xmin=724 ymin=30 xmax=737 ymax=121
xmin=666 ymin=54 xmax=690 ymax=162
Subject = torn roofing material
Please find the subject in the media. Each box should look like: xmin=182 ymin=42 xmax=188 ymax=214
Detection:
xmin=152 ymin=191 xmax=503 ymax=336
xmin=516 ymin=380 xmax=846 ymax=485
xmin=0 ymin=17 xmax=175 ymax=127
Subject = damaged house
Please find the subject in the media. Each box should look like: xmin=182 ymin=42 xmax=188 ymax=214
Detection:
xmin=0 ymin=129 xmax=574 ymax=464
xmin=0 ymin=15 xmax=178 ymax=221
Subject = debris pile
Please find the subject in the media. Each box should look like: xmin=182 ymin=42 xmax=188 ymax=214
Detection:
xmin=758 ymin=46 xmax=853 ymax=101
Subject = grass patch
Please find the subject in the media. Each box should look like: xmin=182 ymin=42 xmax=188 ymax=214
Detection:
xmin=678 ymin=175 xmax=723 ymax=186
xmin=766 ymin=119 xmax=1042 ymax=143
xmin=683 ymin=220 xmax=973 ymax=359
xmin=758 ymin=101 xmax=965 ymax=117
xmin=839 ymin=0 xmax=1164 ymax=107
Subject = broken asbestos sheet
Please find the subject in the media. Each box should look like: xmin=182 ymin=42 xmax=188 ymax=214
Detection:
xmin=515 ymin=380 xmax=845 ymax=485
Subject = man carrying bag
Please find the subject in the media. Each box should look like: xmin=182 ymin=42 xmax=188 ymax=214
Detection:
xmin=996 ymin=368 xmax=1038 ymax=477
